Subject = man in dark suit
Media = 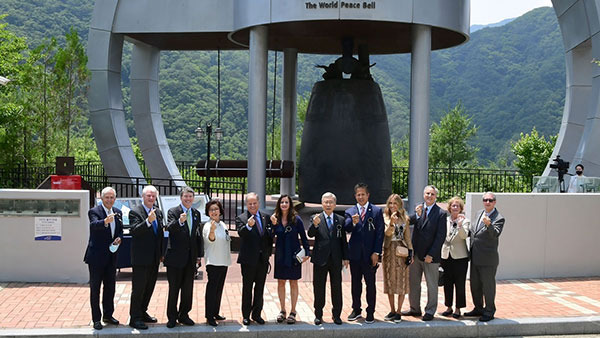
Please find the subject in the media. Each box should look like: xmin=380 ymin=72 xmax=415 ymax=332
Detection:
xmin=164 ymin=186 xmax=203 ymax=328
xmin=128 ymin=185 xmax=164 ymax=330
xmin=343 ymin=183 xmax=384 ymax=324
xmin=308 ymin=192 xmax=349 ymax=325
xmin=84 ymin=186 xmax=123 ymax=330
xmin=465 ymin=192 xmax=505 ymax=322
xmin=235 ymin=192 xmax=273 ymax=325
xmin=403 ymin=185 xmax=447 ymax=321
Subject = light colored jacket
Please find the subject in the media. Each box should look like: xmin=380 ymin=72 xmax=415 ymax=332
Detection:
xmin=441 ymin=215 xmax=469 ymax=259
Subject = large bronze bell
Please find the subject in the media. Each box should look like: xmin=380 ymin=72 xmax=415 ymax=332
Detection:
xmin=298 ymin=79 xmax=392 ymax=204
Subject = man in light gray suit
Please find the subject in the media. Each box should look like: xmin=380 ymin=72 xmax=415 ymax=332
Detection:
xmin=465 ymin=192 xmax=505 ymax=322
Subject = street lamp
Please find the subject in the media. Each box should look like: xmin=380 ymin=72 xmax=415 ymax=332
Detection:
xmin=196 ymin=122 xmax=223 ymax=196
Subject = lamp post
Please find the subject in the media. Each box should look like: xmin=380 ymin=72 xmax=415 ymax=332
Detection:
xmin=196 ymin=122 xmax=223 ymax=197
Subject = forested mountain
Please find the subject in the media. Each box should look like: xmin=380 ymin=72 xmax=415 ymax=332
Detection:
xmin=0 ymin=2 xmax=564 ymax=165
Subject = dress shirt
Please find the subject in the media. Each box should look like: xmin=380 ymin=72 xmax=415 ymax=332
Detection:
xmin=101 ymin=204 xmax=115 ymax=237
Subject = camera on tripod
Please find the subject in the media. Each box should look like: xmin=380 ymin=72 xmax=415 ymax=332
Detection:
xmin=549 ymin=155 xmax=570 ymax=192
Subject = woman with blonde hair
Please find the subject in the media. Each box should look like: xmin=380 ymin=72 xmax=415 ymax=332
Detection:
xmin=440 ymin=196 xmax=470 ymax=318
xmin=382 ymin=194 xmax=413 ymax=323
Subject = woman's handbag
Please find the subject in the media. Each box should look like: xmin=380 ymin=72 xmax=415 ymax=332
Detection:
xmin=438 ymin=267 xmax=445 ymax=286
xmin=395 ymin=245 xmax=409 ymax=257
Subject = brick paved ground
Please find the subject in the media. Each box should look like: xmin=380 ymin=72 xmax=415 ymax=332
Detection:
xmin=1 ymin=257 xmax=599 ymax=330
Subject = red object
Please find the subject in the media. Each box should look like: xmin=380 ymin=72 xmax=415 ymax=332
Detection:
xmin=50 ymin=175 xmax=82 ymax=190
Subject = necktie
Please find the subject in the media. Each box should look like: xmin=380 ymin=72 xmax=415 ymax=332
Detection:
xmin=152 ymin=219 xmax=158 ymax=234
xmin=422 ymin=206 xmax=428 ymax=222
xmin=327 ymin=216 xmax=333 ymax=232
xmin=360 ymin=206 xmax=366 ymax=222
xmin=187 ymin=209 xmax=193 ymax=236
xmin=256 ymin=213 xmax=263 ymax=235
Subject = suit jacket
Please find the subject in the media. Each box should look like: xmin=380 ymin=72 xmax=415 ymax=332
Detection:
xmin=164 ymin=205 xmax=203 ymax=269
xmin=469 ymin=208 xmax=505 ymax=266
xmin=343 ymin=203 xmax=384 ymax=264
xmin=84 ymin=204 xmax=124 ymax=267
xmin=129 ymin=204 xmax=164 ymax=266
xmin=235 ymin=210 xmax=273 ymax=265
xmin=409 ymin=203 xmax=447 ymax=263
xmin=441 ymin=216 xmax=470 ymax=260
xmin=308 ymin=212 xmax=348 ymax=267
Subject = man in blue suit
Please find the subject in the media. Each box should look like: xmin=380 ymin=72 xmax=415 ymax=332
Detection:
xmin=84 ymin=186 xmax=123 ymax=330
xmin=403 ymin=185 xmax=447 ymax=321
xmin=344 ymin=183 xmax=384 ymax=324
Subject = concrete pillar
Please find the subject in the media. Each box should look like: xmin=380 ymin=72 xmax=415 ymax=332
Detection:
xmin=247 ymin=25 xmax=269 ymax=207
xmin=408 ymin=24 xmax=431 ymax=209
xmin=280 ymin=48 xmax=298 ymax=197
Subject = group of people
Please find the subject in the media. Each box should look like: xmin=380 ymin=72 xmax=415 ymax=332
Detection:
xmin=83 ymin=183 xmax=505 ymax=330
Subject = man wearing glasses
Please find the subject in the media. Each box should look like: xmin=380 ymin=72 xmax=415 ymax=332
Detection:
xmin=465 ymin=192 xmax=505 ymax=322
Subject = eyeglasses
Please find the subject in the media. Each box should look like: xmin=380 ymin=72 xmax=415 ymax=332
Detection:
xmin=482 ymin=198 xmax=495 ymax=202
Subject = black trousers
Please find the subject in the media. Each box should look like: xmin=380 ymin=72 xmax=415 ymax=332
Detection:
xmin=441 ymin=255 xmax=469 ymax=308
xmin=166 ymin=262 xmax=195 ymax=321
xmin=205 ymin=265 xmax=228 ymax=319
xmin=88 ymin=262 xmax=116 ymax=322
xmin=313 ymin=258 xmax=343 ymax=319
xmin=130 ymin=264 xmax=159 ymax=321
xmin=350 ymin=260 xmax=377 ymax=315
xmin=240 ymin=262 xmax=268 ymax=319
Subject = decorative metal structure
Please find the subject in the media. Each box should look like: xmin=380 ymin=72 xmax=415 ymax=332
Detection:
xmin=87 ymin=0 xmax=470 ymax=205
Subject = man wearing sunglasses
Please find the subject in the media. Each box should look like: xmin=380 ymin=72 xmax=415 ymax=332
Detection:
xmin=465 ymin=192 xmax=505 ymax=322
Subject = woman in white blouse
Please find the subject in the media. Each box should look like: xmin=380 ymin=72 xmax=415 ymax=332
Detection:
xmin=202 ymin=199 xmax=231 ymax=327
xmin=440 ymin=196 xmax=470 ymax=319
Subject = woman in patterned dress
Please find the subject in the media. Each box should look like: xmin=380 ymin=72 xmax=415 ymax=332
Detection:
xmin=382 ymin=194 xmax=413 ymax=323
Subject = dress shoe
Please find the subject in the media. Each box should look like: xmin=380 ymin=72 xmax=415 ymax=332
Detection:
xmin=464 ymin=309 xmax=483 ymax=317
xmin=479 ymin=314 xmax=494 ymax=322
xmin=422 ymin=313 xmax=434 ymax=321
xmin=441 ymin=309 xmax=453 ymax=317
xmin=347 ymin=309 xmax=362 ymax=321
xmin=166 ymin=319 xmax=176 ymax=328
xmin=401 ymin=310 xmax=422 ymax=317
xmin=143 ymin=312 xmax=158 ymax=323
xmin=129 ymin=320 xmax=148 ymax=330
xmin=452 ymin=312 xmax=461 ymax=319
xmin=207 ymin=318 xmax=218 ymax=327
xmin=333 ymin=317 xmax=343 ymax=325
xmin=214 ymin=314 xmax=226 ymax=321
xmin=252 ymin=316 xmax=265 ymax=325
xmin=365 ymin=313 xmax=375 ymax=324
xmin=93 ymin=321 xmax=103 ymax=330
xmin=103 ymin=316 xmax=119 ymax=325
xmin=178 ymin=316 xmax=195 ymax=326
xmin=242 ymin=318 xmax=251 ymax=326
xmin=314 ymin=317 xmax=322 ymax=325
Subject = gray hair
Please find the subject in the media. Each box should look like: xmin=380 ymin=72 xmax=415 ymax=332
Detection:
xmin=101 ymin=186 xmax=116 ymax=198
xmin=321 ymin=192 xmax=337 ymax=203
xmin=483 ymin=191 xmax=496 ymax=200
xmin=245 ymin=192 xmax=259 ymax=203
xmin=423 ymin=185 xmax=439 ymax=195
xmin=142 ymin=185 xmax=159 ymax=197
xmin=179 ymin=186 xmax=195 ymax=197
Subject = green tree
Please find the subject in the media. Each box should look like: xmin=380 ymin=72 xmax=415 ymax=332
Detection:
xmin=511 ymin=127 xmax=557 ymax=178
xmin=429 ymin=102 xmax=479 ymax=169
xmin=53 ymin=26 xmax=89 ymax=156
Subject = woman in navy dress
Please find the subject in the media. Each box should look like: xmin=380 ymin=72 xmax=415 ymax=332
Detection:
xmin=270 ymin=194 xmax=310 ymax=324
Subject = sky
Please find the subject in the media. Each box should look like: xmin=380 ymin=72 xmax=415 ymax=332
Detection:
xmin=471 ymin=0 xmax=553 ymax=25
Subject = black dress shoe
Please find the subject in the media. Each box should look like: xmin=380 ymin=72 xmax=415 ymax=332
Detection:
xmin=479 ymin=314 xmax=494 ymax=322
xmin=214 ymin=314 xmax=226 ymax=321
xmin=178 ymin=316 xmax=195 ymax=326
xmin=242 ymin=318 xmax=251 ymax=325
xmin=93 ymin=321 xmax=103 ymax=330
xmin=441 ymin=310 xmax=453 ymax=317
xmin=464 ymin=309 xmax=483 ymax=317
xmin=422 ymin=313 xmax=434 ymax=321
xmin=207 ymin=318 xmax=218 ymax=327
xmin=252 ymin=316 xmax=265 ymax=325
xmin=103 ymin=316 xmax=119 ymax=325
xmin=333 ymin=317 xmax=342 ymax=325
xmin=166 ymin=319 xmax=176 ymax=328
xmin=452 ymin=312 xmax=461 ymax=319
xmin=143 ymin=312 xmax=158 ymax=323
xmin=129 ymin=320 xmax=148 ymax=330
xmin=314 ymin=317 xmax=322 ymax=325
xmin=401 ymin=310 xmax=422 ymax=317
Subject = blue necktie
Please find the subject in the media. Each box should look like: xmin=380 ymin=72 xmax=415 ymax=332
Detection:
xmin=327 ymin=216 xmax=333 ymax=232
xmin=152 ymin=219 xmax=158 ymax=234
